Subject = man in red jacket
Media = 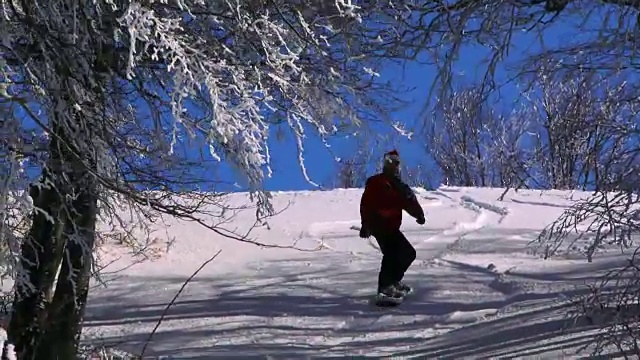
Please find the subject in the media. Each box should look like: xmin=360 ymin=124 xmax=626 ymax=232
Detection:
xmin=359 ymin=150 xmax=425 ymax=303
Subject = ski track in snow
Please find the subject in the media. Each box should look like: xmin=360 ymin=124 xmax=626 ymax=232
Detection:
xmin=79 ymin=187 xmax=632 ymax=358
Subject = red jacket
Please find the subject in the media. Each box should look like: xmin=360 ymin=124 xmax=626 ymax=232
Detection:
xmin=359 ymin=173 xmax=424 ymax=233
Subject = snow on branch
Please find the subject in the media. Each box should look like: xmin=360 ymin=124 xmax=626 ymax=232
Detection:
xmin=0 ymin=4 xmax=410 ymax=348
xmin=109 ymin=0 xmax=384 ymax=201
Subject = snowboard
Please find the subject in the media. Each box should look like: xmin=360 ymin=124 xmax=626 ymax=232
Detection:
xmin=370 ymin=293 xmax=408 ymax=307
xmin=370 ymin=288 xmax=413 ymax=307
xmin=371 ymin=297 xmax=402 ymax=307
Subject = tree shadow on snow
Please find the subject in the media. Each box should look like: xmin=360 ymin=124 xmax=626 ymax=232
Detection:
xmin=394 ymin=302 xmax=601 ymax=359
xmin=82 ymin=251 xmax=624 ymax=358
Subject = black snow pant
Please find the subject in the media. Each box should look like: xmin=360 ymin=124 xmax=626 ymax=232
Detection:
xmin=372 ymin=229 xmax=416 ymax=292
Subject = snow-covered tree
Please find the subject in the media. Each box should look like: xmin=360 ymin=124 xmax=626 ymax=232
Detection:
xmin=517 ymin=70 xmax=610 ymax=190
xmin=424 ymin=85 xmax=534 ymax=189
xmin=388 ymin=0 xmax=640 ymax=355
xmin=530 ymin=73 xmax=640 ymax=356
xmin=0 ymin=0 xmax=417 ymax=358
xmin=425 ymin=86 xmax=493 ymax=187
xmin=335 ymin=154 xmax=371 ymax=189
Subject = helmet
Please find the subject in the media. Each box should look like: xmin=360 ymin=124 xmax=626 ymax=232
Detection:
xmin=384 ymin=149 xmax=400 ymax=165
xmin=383 ymin=150 xmax=400 ymax=175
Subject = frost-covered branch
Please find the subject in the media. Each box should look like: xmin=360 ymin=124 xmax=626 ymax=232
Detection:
xmin=527 ymin=71 xmax=640 ymax=355
xmin=0 ymin=0 xmax=424 ymax=357
xmin=426 ymin=85 xmax=517 ymax=188
xmin=572 ymin=247 xmax=640 ymax=356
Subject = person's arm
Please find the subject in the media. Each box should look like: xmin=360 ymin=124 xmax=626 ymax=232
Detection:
xmin=360 ymin=177 xmax=382 ymax=228
xmin=400 ymin=184 xmax=425 ymax=221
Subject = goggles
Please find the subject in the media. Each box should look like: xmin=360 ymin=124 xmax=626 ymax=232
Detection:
xmin=384 ymin=153 xmax=400 ymax=164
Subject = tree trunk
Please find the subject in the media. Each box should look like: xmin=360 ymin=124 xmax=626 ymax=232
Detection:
xmin=7 ymin=132 xmax=69 ymax=358
xmin=7 ymin=105 xmax=96 ymax=359
xmin=37 ymin=177 xmax=97 ymax=359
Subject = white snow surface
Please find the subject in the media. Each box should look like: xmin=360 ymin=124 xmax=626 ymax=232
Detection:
xmin=82 ymin=186 xmax=632 ymax=358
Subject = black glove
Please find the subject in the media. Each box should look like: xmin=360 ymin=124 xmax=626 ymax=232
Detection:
xmin=359 ymin=225 xmax=371 ymax=238
xmin=416 ymin=216 xmax=426 ymax=225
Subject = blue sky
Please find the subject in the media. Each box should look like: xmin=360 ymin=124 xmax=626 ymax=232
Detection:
xmin=11 ymin=7 xmax=610 ymax=193
xmin=229 ymin=5 xmax=640 ymax=194
xmin=256 ymin=17 xmax=583 ymax=192
xmin=260 ymin=59 xmax=434 ymax=191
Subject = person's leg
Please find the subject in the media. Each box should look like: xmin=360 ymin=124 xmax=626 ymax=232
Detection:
xmin=391 ymin=230 xmax=416 ymax=290
xmin=373 ymin=231 xmax=394 ymax=292
xmin=373 ymin=231 xmax=403 ymax=300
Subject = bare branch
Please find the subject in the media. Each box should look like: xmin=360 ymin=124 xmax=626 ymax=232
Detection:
xmin=141 ymin=249 xmax=223 ymax=357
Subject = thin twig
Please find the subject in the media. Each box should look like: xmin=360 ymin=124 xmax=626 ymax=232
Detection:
xmin=140 ymin=249 xmax=223 ymax=357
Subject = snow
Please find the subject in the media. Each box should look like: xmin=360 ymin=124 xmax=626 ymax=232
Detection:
xmin=82 ymin=186 xmax=631 ymax=358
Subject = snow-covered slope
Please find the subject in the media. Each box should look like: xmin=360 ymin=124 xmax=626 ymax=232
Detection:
xmin=83 ymin=186 xmax=629 ymax=358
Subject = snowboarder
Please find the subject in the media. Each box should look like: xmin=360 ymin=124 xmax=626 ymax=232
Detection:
xmin=359 ymin=150 xmax=425 ymax=304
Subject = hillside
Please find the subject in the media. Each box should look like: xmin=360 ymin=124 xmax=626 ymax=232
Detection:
xmin=82 ymin=186 xmax=631 ymax=358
